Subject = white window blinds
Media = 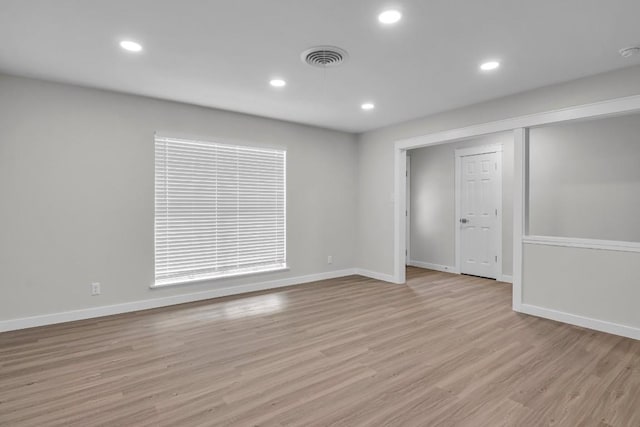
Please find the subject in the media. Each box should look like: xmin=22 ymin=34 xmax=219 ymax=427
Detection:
xmin=154 ymin=136 xmax=286 ymax=286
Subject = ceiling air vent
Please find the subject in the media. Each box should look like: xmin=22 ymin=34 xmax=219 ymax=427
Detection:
xmin=301 ymin=46 xmax=348 ymax=68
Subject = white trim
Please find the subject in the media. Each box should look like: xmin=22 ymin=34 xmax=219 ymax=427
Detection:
xmin=523 ymin=235 xmax=640 ymax=253
xmin=499 ymin=274 xmax=513 ymax=283
xmin=151 ymin=266 xmax=290 ymax=288
xmin=454 ymin=143 xmax=503 ymax=158
xmin=496 ymin=150 xmax=503 ymax=279
xmin=408 ymin=259 xmax=511 ymax=282
xmin=394 ymin=148 xmax=408 ymax=284
xmin=407 ymin=260 xmax=457 ymax=274
xmin=395 ymin=94 xmax=640 ymax=150
xmin=0 ymin=269 xmax=358 ymax=332
xmin=520 ymin=304 xmax=640 ymax=341
xmin=355 ymin=268 xmax=399 ymax=283
xmin=405 ymin=154 xmax=411 ymax=264
xmin=454 ymin=152 xmax=461 ymax=274
xmin=454 ymin=144 xmax=503 ymax=279
xmin=512 ymin=128 xmax=528 ymax=312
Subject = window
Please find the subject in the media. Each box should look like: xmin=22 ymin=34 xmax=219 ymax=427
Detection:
xmin=154 ymin=135 xmax=286 ymax=286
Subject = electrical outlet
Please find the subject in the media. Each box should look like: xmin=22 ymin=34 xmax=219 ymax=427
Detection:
xmin=91 ymin=282 xmax=101 ymax=296
xmin=327 ymin=255 xmax=333 ymax=264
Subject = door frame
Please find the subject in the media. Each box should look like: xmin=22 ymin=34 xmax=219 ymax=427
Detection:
xmin=405 ymin=154 xmax=411 ymax=264
xmin=454 ymin=144 xmax=503 ymax=279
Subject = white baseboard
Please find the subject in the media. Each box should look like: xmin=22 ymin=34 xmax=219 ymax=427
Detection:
xmin=519 ymin=304 xmax=640 ymax=341
xmin=0 ymin=269 xmax=358 ymax=333
xmin=408 ymin=260 xmax=512 ymax=284
xmin=407 ymin=260 xmax=456 ymax=274
xmin=354 ymin=268 xmax=397 ymax=283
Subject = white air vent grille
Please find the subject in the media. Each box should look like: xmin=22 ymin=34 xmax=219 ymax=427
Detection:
xmin=302 ymin=46 xmax=348 ymax=68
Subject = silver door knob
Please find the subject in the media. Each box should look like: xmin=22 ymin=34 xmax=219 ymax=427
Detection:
xmin=460 ymin=218 xmax=468 ymax=224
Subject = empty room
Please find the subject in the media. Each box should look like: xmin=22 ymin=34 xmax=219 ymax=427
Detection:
xmin=2 ymin=1 xmax=640 ymax=425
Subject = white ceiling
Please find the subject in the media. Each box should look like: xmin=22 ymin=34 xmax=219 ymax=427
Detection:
xmin=1 ymin=0 xmax=639 ymax=133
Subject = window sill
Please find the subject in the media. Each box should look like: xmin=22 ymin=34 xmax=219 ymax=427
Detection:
xmin=150 ymin=265 xmax=290 ymax=289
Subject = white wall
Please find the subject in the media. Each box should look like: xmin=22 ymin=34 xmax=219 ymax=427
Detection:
xmin=408 ymin=132 xmax=513 ymax=275
xmin=0 ymin=74 xmax=358 ymax=324
xmin=529 ymin=112 xmax=640 ymax=242
xmin=356 ymin=64 xmax=640 ymax=276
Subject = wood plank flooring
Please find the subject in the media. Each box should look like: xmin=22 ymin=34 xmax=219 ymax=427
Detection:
xmin=1 ymin=267 xmax=640 ymax=426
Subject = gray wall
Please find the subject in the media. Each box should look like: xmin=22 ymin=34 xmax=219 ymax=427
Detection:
xmin=529 ymin=113 xmax=640 ymax=242
xmin=522 ymin=112 xmax=640 ymax=331
xmin=408 ymin=132 xmax=513 ymax=275
xmin=4 ymin=63 xmax=640 ymax=330
xmin=0 ymin=74 xmax=358 ymax=321
xmin=523 ymin=244 xmax=640 ymax=328
xmin=356 ymin=64 xmax=640 ymax=276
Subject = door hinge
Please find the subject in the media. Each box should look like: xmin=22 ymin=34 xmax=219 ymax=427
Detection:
xmin=495 ymin=255 xmax=498 ymax=262
xmin=495 ymin=208 xmax=498 ymax=216
xmin=405 ymin=210 xmax=408 ymax=216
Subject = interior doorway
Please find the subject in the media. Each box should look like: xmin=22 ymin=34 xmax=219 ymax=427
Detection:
xmin=404 ymin=134 xmax=510 ymax=282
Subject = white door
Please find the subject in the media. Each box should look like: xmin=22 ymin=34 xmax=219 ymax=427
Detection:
xmin=459 ymin=152 xmax=500 ymax=279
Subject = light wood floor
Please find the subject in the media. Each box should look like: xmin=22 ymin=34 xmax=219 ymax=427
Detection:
xmin=1 ymin=267 xmax=640 ymax=426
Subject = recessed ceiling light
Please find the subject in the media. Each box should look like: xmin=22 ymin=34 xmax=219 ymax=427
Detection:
xmin=361 ymin=103 xmax=375 ymax=111
xmin=119 ymin=40 xmax=143 ymax=52
xmin=480 ymin=61 xmax=500 ymax=71
xmin=269 ymin=79 xmax=286 ymax=87
xmin=378 ymin=10 xmax=402 ymax=24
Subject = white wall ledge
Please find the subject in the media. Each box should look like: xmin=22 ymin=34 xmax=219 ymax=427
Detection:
xmin=523 ymin=235 xmax=640 ymax=253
